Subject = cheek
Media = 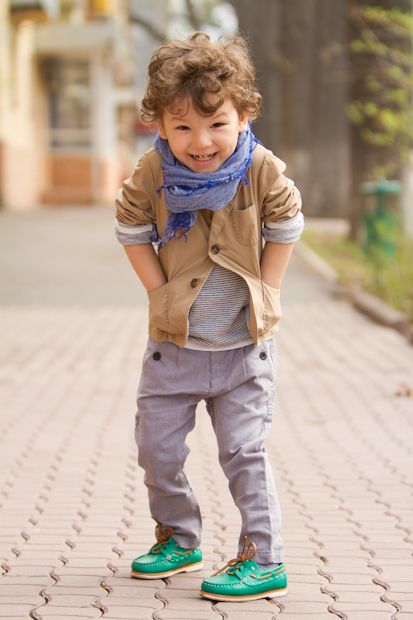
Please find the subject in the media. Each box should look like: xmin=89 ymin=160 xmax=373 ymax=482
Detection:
xmin=168 ymin=137 xmax=188 ymax=160
xmin=171 ymin=137 xmax=186 ymax=153
xmin=227 ymin=131 xmax=241 ymax=152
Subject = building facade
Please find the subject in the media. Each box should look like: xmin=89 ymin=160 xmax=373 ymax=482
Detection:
xmin=0 ymin=0 xmax=137 ymax=209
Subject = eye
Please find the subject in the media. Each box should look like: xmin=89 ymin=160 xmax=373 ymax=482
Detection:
xmin=175 ymin=125 xmax=190 ymax=131
xmin=211 ymin=122 xmax=225 ymax=128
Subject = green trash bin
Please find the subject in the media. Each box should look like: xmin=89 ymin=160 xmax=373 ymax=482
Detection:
xmin=360 ymin=179 xmax=401 ymax=259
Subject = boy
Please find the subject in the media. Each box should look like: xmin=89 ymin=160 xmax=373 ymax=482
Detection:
xmin=115 ymin=32 xmax=303 ymax=602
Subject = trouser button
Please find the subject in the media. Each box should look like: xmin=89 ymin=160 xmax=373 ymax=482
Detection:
xmin=153 ymin=352 xmax=161 ymax=361
xmin=259 ymin=351 xmax=267 ymax=360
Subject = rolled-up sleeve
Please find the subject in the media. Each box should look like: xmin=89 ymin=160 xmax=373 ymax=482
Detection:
xmin=259 ymin=152 xmax=303 ymax=243
xmin=115 ymin=220 xmax=154 ymax=245
xmin=263 ymin=210 xmax=304 ymax=244
xmin=115 ymin=152 xmax=156 ymax=244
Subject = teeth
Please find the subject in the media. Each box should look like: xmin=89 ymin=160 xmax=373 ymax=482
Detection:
xmin=193 ymin=154 xmax=214 ymax=161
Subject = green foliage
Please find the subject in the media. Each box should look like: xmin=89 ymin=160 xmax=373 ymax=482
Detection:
xmin=302 ymin=228 xmax=413 ymax=321
xmin=371 ymin=235 xmax=413 ymax=318
xmin=348 ymin=4 xmax=413 ymax=175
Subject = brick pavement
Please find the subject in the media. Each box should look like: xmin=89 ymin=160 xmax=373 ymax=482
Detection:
xmin=1 ymin=207 xmax=413 ymax=619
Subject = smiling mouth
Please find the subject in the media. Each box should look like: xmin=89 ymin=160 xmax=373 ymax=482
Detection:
xmin=191 ymin=153 xmax=216 ymax=161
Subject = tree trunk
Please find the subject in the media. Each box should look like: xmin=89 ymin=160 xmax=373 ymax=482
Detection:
xmin=230 ymin=0 xmax=350 ymax=218
xmin=347 ymin=0 xmax=413 ymax=240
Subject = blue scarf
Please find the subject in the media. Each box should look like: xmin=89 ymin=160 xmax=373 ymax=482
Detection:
xmin=154 ymin=126 xmax=259 ymax=248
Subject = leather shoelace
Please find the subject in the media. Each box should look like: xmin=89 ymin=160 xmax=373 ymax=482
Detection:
xmin=212 ymin=536 xmax=257 ymax=576
xmin=150 ymin=518 xmax=174 ymax=554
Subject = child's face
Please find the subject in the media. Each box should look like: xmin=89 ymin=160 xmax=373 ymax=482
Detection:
xmin=158 ymin=96 xmax=248 ymax=173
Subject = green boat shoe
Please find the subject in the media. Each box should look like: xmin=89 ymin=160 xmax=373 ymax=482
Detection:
xmin=200 ymin=537 xmax=287 ymax=602
xmin=131 ymin=522 xmax=203 ymax=579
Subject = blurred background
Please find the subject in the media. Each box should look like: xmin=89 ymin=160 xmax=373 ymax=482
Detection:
xmin=0 ymin=0 xmax=412 ymax=320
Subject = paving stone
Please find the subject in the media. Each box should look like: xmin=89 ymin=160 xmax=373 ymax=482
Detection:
xmin=275 ymin=601 xmax=332 ymax=613
xmin=1 ymin=210 xmax=413 ymax=620
xmin=328 ymin=574 xmax=381 ymax=586
xmin=0 ymin=595 xmax=44 ymax=605
xmin=331 ymin=583 xmax=385 ymax=594
xmin=158 ymin=588 xmax=208 ymax=600
xmin=32 ymin=605 xmax=102 ymax=617
xmin=381 ymin=567 xmax=413 ymax=581
xmin=275 ymin=615 xmax=335 ymax=619
xmin=162 ymin=595 xmax=216 ymax=610
xmin=335 ymin=590 xmax=396 ymax=604
xmin=104 ymin=608 xmax=163 ymax=620
xmin=0 ymin=604 xmax=39 ymax=618
xmin=374 ymin=554 xmax=413 ymax=563
xmin=154 ymin=611 xmax=219 ymax=620
xmin=335 ymin=613 xmax=394 ymax=620
xmin=103 ymin=585 xmax=159 ymax=597
xmin=43 ymin=586 xmax=106 ymax=596
xmin=3 ymin=565 xmax=54 ymax=577
xmin=99 ymin=595 xmax=163 ymax=607
xmin=396 ymin=602 xmax=413 ymax=612
xmin=52 ymin=576 xmax=102 ymax=587
xmin=215 ymin=604 xmax=281 ymax=619
xmin=103 ymin=615 xmax=153 ymax=620
xmin=44 ymin=594 xmax=103 ymax=606
xmin=389 ymin=591 xmax=413 ymax=601
xmin=0 ymin=584 xmax=47 ymax=599
xmin=105 ymin=576 xmax=165 ymax=588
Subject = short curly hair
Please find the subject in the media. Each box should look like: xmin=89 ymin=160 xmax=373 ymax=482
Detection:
xmin=140 ymin=32 xmax=262 ymax=122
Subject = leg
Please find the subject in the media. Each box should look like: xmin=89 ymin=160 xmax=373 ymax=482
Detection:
xmin=136 ymin=339 xmax=202 ymax=549
xmin=206 ymin=338 xmax=283 ymax=564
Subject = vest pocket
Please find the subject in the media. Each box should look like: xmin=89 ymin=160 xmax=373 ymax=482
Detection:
xmin=147 ymin=281 xmax=170 ymax=332
xmin=230 ymin=204 xmax=259 ymax=246
xmin=262 ymin=281 xmax=282 ymax=328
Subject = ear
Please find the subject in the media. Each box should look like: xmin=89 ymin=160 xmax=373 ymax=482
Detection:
xmin=238 ymin=110 xmax=249 ymax=132
xmin=157 ymin=119 xmax=167 ymax=139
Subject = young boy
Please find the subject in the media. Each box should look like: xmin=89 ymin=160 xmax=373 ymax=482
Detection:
xmin=115 ymin=32 xmax=303 ymax=602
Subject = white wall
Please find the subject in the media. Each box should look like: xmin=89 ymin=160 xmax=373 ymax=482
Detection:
xmin=3 ymin=21 xmax=45 ymax=209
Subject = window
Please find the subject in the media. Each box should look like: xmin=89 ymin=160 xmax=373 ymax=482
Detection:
xmin=43 ymin=58 xmax=91 ymax=150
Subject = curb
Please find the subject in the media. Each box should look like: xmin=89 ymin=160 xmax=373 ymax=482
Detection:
xmin=296 ymin=241 xmax=412 ymax=344
xmin=295 ymin=241 xmax=338 ymax=285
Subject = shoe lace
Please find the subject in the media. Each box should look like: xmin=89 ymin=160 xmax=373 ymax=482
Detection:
xmin=150 ymin=518 xmax=174 ymax=554
xmin=212 ymin=536 xmax=257 ymax=577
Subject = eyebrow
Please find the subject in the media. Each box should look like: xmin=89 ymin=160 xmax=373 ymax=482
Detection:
xmin=169 ymin=111 xmax=229 ymax=122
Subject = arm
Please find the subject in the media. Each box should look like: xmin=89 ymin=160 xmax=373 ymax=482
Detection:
xmin=259 ymin=152 xmax=303 ymax=287
xmin=123 ymin=244 xmax=167 ymax=292
xmin=260 ymin=242 xmax=295 ymax=289
xmin=115 ymin=152 xmax=166 ymax=292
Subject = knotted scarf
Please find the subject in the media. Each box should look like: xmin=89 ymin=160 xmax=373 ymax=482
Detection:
xmin=154 ymin=125 xmax=259 ymax=248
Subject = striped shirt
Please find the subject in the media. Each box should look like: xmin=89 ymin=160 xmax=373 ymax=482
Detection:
xmin=115 ymin=211 xmax=304 ymax=350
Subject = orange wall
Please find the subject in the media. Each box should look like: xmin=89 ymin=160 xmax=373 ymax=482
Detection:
xmin=42 ymin=154 xmax=112 ymax=205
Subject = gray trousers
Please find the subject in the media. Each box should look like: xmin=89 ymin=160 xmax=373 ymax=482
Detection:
xmin=135 ymin=337 xmax=283 ymax=563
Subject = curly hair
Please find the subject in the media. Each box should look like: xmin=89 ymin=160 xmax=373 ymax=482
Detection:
xmin=140 ymin=32 xmax=262 ymax=122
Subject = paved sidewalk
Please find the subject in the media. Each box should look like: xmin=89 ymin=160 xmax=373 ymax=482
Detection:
xmin=1 ymin=206 xmax=413 ymax=620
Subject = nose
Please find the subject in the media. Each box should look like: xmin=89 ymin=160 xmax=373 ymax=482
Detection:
xmin=191 ymin=128 xmax=213 ymax=150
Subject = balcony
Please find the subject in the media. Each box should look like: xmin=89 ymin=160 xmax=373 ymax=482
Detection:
xmin=10 ymin=0 xmax=58 ymax=20
xmin=35 ymin=20 xmax=116 ymax=54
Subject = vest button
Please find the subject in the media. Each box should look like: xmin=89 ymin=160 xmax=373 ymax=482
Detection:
xmin=152 ymin=351 xmax=162 ymax=361
xmin=211 ymin=244 xmax=220 ymax=254
xmin=259 ymin=352 xmax=267 ymax=360
xmin=190 ymin=278 xmax=199 ymax=288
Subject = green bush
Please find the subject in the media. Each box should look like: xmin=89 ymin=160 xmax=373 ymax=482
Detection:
xmin=302 ymin=228 xmax=413 ymax=321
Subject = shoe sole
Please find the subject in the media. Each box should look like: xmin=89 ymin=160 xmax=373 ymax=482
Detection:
xmin=200 ymin=586 xmax=288 ymax=602
xmin=131 ymin=561 xmax=204 ymax=579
